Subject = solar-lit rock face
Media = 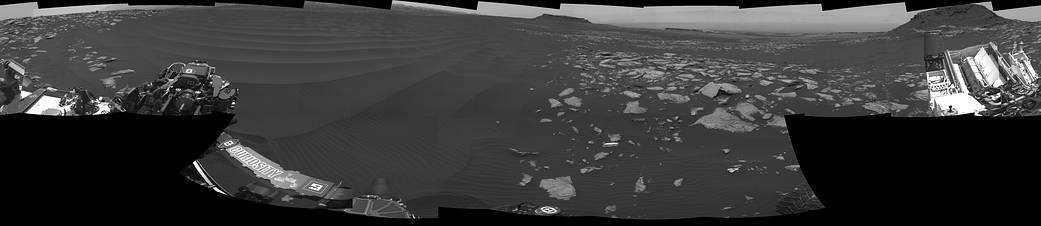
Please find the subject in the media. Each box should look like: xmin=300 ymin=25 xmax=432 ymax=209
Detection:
xmin=775 ymin=183 xmax=824 ymax=215
xmin=891 ymin=4 xmax=1012 ymax=35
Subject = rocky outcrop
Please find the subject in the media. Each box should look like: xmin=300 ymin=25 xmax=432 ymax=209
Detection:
xmin=533 ymin=14 xmax=592 ymax=24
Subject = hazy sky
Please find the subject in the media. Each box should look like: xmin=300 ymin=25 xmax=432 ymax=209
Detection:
xmin=400 ymin=1 xmax=1040 ymax=32
xmin=3 ymin=1 xmax=1038 ymax=32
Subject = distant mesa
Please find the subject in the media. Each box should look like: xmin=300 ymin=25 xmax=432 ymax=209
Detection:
xmin=532 ymin=14 xmax=592 ymax=24
xmin=664 ymin=27 xmax=719 ymax=33
xmin=889 ymin=4 xmax=1013 ymax=35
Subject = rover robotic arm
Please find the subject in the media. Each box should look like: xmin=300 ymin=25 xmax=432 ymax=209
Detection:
xmin=114 ymin=60 xmax=238 ymax=116
xmin=1 ymin=58 xmax=239 ymax=117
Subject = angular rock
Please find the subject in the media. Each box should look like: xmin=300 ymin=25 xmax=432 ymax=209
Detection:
xmin=699 ymin=83 xmax=723 ymax=98
xmin=549 ymin=98 xmax=563 ymax=108
xmin=767 ymin=115 xmax=787 ymax=127
xmin=540 ymin=176 xmax=576 ymax=200
xmin=657 ymin=93 xmax=690 ymax=104
xmin=727 ymin=166 xmax=741 ymax=173
xmin=580 ymin=166 xmax=603 ymax=174
xmin=755 ymin=95 xmax=768 ymax=101
xmin=563 ymin=96 xmax=583 ymax=107
xmin=558 ymin=88 xmax=575 ymax=97
xmin=693 ymin=108 xmax=759 ymax=133
xmin=621 ymin=90 xmax=641 ymax=98
xmin=673 ymin=178 xmax=683 ymax=187
xmin=634 ymin=177 xmax=648 ymax=193
xmin=718 ymin=83 xmax=742 ymax=94
xmin=862 ymin=101 xmax=909 ymax=114
xmin=691 ymin=107 xmax=704 ymax=116
xmin=731 ymin=102 xmax=763 ymax=121
xmin=772 ymin=92 xmax=797 ymax=98
xmin=518 ymin=173 xmax=533 ymax=186
xmin=643 ymin=70 xmax=666 ymax=80
xmin=110 ymin=69 xmax=134 ymax=76
xmin=623 ymin=101 xmax=647 ymax=114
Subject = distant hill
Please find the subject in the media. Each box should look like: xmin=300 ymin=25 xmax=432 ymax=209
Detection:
xmin=888 ymin=4 xmax=1014 ymax=35
xmin=664 ymin=27 xmax=720 ymax=33
xmin=390 ymin=3 xmax=475 ymax=16
xmin=532 ymin=14 xmax=592 ymax=24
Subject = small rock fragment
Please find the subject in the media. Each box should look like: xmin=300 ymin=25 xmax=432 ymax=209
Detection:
xmin=634 ymin=177 xmax=648 ymax=193
xmin=549 ymin=98 xmax=563 ymax=108
xmin=621 ymin=90 xmax=642 ymax=98
xmin=559 ymin=88 xmax=575 ymax=97
xmin=110 ymin=69 xmax=134 ymax=76
xmin=623 ymin=101 xmax=648 ymax=114
xmin=518 ymin=173 xmax=533 ymax=186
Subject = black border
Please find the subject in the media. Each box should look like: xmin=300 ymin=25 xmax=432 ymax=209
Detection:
xmin=9 ymin=0 xmax=1041 ymax=11
xmin=2 ymin=0 xmax=1038 ymax=223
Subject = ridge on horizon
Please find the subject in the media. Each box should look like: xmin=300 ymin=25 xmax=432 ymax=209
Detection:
xmin=888 ymin=3 xmax=1016 ymax=35
xmin=532 ymin=13 xmax=593 ymax=23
